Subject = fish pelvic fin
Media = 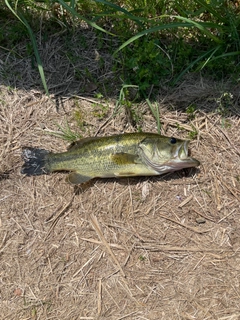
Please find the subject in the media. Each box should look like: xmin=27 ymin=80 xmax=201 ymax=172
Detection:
xmin=21 ymin=147 xmax=50 ymax=176
xmin=67 ymin=172 xmax=93 ymax=185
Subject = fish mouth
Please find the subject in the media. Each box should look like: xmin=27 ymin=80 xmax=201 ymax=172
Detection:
xmin=174 ymin=140 xmax=200 ymax=167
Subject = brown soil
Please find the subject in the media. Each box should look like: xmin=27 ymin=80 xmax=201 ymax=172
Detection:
xmin=1 ymin=28 xmax=240 ymax=320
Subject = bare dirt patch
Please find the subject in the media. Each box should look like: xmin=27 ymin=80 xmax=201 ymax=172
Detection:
xmin=1 ymin=78 xmax=240 ymax=320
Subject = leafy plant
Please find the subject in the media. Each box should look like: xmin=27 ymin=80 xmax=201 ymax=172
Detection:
xmin=119 ymin=37 xmax=171 ymax=94
xmin=114 ymin=2 xmax=240 ymax=86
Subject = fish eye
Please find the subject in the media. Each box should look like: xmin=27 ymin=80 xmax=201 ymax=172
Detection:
xmin=170 ymin=137 xmax=177 ymax=144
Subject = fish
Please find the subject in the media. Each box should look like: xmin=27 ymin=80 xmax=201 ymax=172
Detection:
xmin=21 ymin=132 xmax=200 ymax=184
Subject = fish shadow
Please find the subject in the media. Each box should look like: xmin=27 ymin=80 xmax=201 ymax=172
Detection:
xmin=73 ymin=167 xmax=200 ymax=194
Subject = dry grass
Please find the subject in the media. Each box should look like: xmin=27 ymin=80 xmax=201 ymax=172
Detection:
xmin=1 ymin=82 xmax=240 ymax=320
xmin=1 ymin=27 xmax=240 ymax=320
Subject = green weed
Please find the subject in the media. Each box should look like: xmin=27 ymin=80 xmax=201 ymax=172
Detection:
xmin=145 ymin=98 xmax=161 ymax=134
xmin=73 ymin=109 xmax=86 ymax=130
xmin=186 ymin=104 xmax=196 ymax=120
xmin=188 ymin=128 xmax=198 ymax=140
xmin=119 ymin=38 xmax=171 ymax=94
xmin=115 ymin=84 xmax=144 ymax=130
xmin=46 ymin=121 xmax=82 ymax=142
xmin=215 ymin=92 xmax=234 ymax=117
xmin=139 ymin=255 xmax=146 ymax=261
xmin=92 ymin=103 xmax=109 ymax=119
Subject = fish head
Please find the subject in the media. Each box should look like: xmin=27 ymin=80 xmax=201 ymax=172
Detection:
xmin=138 ymin=136 xmax=200 ymax=174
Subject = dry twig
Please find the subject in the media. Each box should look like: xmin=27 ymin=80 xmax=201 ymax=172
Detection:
xmin=90 ymin=214 xmax=126 ymax=277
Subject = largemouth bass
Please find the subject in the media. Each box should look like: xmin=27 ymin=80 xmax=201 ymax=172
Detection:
xmin=21 ymin=132 xmax=200 ymax=184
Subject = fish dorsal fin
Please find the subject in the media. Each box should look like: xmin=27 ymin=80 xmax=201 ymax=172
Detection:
xmin=111 ymin=152 xmax=141 ymax=165
xmin=67 ymin=136 xmax=102 ymax=151
xmin=67 ymin=172 xmax=93 ymax=184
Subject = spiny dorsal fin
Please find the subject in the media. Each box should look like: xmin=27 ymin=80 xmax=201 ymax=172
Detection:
xmin=67 ymin=136 xmax=102 ymax=151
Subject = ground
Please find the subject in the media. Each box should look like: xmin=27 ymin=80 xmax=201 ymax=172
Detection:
xmin=1 ymin=27 xmax=240 ymax=320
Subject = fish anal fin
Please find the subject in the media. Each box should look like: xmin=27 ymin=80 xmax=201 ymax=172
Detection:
xmin=111 ymin=152 xmax=141 ymax=165
xmin=67 ymin=172 xmax=93 ymax=184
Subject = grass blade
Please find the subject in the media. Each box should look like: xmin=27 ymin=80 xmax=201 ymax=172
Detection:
xmin=145 ymin=98 xmax=161 ymax=133
xmin=114 ymin=14 xmax=222 ymax=55
xmin=93 ymin=0 xmax=144 ymax=26
xmin=172 ymin=46 xmax=220 ymax=85
xmin=57 ymin=0 xmax=114 ymax=35
xmin=114 ymin=17 xmax=222 ymax=55
xmin=171 ymin=15 xmax=221 ymax=43
xmin=114 ymin=21 xmax=193 ymax=54
xmin=5 ymin=0 xmax=49 ymax=95
xmin=46 ymin=121 xmax=82 ymax=142
xmin=194 ymin=0 xmax=226 ymax=22
xmin=70 ymin=0 xmax=75 ymax=10
xmin=208 ymin=51 xmax=240 ymax=62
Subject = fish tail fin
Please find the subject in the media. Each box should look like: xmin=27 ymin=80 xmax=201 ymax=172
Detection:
xmin=21 ymin=147 xmax=51 ymax=176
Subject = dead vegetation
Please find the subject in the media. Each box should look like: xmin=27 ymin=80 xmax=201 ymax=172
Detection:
xmin=0 ymin=80 xmax=240 ymax=320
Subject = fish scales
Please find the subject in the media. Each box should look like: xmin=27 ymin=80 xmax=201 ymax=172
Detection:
xmin=47 ymin=133 xmax=151 ymax=177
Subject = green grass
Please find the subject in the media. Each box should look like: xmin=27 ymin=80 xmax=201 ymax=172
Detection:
xmin=46 ymin=121 xmax=83 ymax=142
xmin=2 ymin=0 xmax=240 ymax=107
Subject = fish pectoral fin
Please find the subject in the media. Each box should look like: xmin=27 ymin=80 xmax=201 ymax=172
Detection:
xmin=67 ymin=172 xmax=93 ymax=184
xmin=111 ymin=152 xmax=141 ymax=165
